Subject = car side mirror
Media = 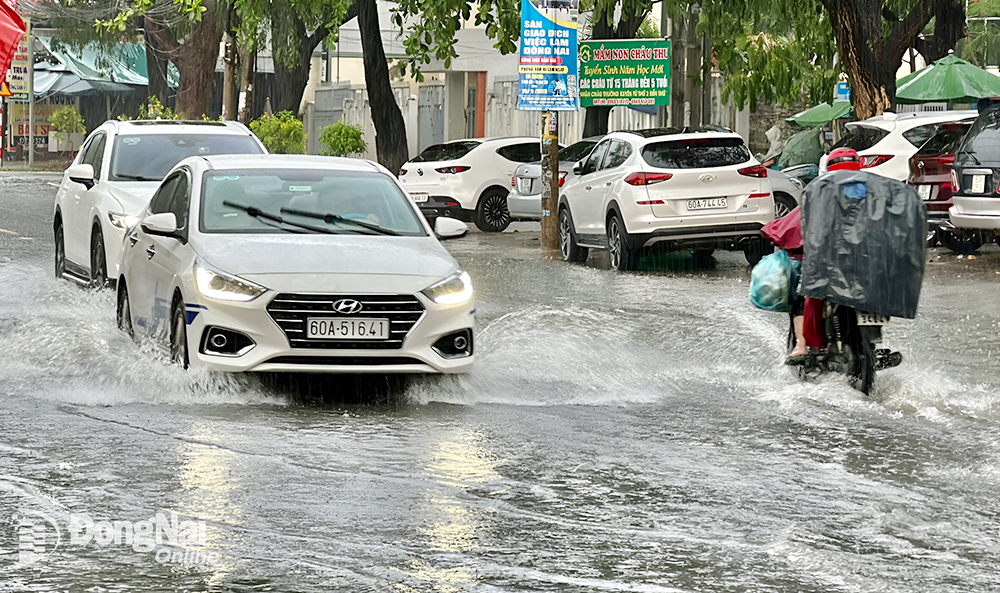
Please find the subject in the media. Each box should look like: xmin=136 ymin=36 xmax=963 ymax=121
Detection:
xmin=434 ymin=217 xmax=468 ymax=239
xmin=573 ymin=160 xmax=583 ymax=176
xmin=141 ymin=212 xmax=178 ymax=236
xmin=67 ymin=164 xmax=95 ymax=189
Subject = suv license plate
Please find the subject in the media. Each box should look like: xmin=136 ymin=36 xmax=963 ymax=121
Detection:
xmin=972 ymin=175 xmax=986 ymax=194
xmin=687 ymin=198 xmax=727 ymax=211
xmin=857 ymin=311 xmax=890 ymax=326
xmin=306 ymin=318 xmax=390 ymax=340
xmin=410 ymin=192 xmax=429 ymax=203
xmin=917 ymin=184 xmax=931 ymax=200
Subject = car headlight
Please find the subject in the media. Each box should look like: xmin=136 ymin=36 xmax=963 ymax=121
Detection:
xmin=422 ymin=271 xmax=473 ymax=305
xmin=788 ymin=176 xmax=805 ymax=190
xmin=194 ymin=257 xmax=266 ymax=302
xmin=108 ymin=212 xmax=140 ymax=230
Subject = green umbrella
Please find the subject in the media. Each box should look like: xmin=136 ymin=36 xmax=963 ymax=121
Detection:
xmin=785 ymin=100 xmax=853 ymax=127
xmin=896 ymin=53 xmax=1000 ymax=104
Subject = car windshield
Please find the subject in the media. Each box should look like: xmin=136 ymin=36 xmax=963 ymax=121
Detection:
xmin=200 ymin=169 xmax=427 ymax=236
xmin=915 ymin=125 xmax=971 ymax=156
xmin=641 ymin=137 xmax=751 ymax=169
xmin=559 ymin=140 xmax=597 ymax=163
xmin=110 ymin=134 xmax=263 ymax=181
xmin=833 ymin=126 xmax=889 ymax=151
xmin=956 ymin=109 xmax=1000 ymax=164
xmin=410 ymin=141 xmax=481 ymax=162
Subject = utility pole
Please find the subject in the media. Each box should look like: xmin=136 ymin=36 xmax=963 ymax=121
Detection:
xmin=27 ymin=27 xmax=33 ymax=169
xmin=540 ymin=111 xmax=558 ymax=251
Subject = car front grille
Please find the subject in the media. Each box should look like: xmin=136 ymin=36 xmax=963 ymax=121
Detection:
xmin=266 ymin=293 xmax=424 ymax=350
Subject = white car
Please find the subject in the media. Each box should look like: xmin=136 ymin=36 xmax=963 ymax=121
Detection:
xmin=768 ymin=169 xmax=804 ymax=218
xmin=558 ymin=128 xmax=776 ymax=269
xmin=399 ymin=137 xmax=543 ymax=232
xmin=117 ymin=155 xmax=475 ymax=374
xmin=832 ymin=110 xmax=977 ymax=181
xmin=507 ymin=137 xmax=602 ymax=220
xmin=53 ymin=120 xmax=265 ymax=287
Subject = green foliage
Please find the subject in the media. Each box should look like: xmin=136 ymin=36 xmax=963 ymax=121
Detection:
xmin=249 ymin=111 xmax=305 ymax=154
xmin=94 ymin=0 xmax=206 ymax=33
xmin=636 ymin=14 xmax=660 ymax=39
xmin=118 ymin=96 xmax=182 ymax=121
xmin=319 ymin=120 xmax=367 ymax=157
xmin=49 ymin=106 xmax=87 ymax=142
xmin=961 ymin=1 xmax=1000 ymax=67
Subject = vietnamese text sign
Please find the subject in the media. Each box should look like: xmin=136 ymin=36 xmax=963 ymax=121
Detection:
xmin=5 ymin=16 xmax=28 ymax=96
xmin=579 ymin=40 xmax=670 ymax=107
xmin=517 ymin=0 xmax=579 ymax=111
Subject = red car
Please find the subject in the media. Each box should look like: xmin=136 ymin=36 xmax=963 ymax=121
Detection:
xmin=907 ymin=122 xmax=980 ymax=252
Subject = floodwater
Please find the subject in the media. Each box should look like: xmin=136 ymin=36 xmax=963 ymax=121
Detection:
xmin=2 ymin=173 xmax=1000 ymax=592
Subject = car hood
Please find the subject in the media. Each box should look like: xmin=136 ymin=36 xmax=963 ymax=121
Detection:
xmin=107 ymin=181 xmax=160 ymax=215
xmin=192 ymin=233 xmax=460 ymax=289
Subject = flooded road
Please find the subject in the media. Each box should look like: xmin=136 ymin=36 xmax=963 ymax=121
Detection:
xmin=2 ymin=173 xmax=1000 ymax=592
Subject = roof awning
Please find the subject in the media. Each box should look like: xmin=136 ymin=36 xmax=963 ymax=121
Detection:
xmin=33 ymin=37 xmax=178 ymax=97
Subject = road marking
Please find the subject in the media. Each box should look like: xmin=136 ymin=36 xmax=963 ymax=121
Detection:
xmin=0 ymin=228 xmax=19 ymax=236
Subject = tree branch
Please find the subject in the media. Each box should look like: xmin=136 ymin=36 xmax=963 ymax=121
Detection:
xmin=886 ymin=0 xmax=936 ymax=63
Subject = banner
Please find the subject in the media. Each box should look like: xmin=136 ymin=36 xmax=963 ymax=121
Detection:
xmin=0 ymin=4 xmax=25 ymax=86
xmin=579 ymin=40 xmax=671 ymax=108
xmin=517 ymin=0 xmax=579 ymax=111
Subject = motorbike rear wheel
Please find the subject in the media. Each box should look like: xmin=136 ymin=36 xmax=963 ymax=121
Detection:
xmin=841 ymin=309 xmax=876 ymax=395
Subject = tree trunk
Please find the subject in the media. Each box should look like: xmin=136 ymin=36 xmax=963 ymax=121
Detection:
xmin=914 ymin=0 xmax=967 ymax=63
xmin=582 ymin=4 xmax=651 ymax=136
xmin=357 ymin=0 xmax=408 ymax=176
xmin=222 ymin=4 xmax=237 ymax=120
xmin=143 ymin=18 xmax=174 ymax=109
xmin=269 ymin=0 xmax=330 ymax=116
xmin=146 ymin=1 xmax=223 ymax=119
xmin=239 ymin=46 xmax=256 ymax=123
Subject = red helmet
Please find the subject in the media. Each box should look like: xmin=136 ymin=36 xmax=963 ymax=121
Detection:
xmin=827 ymin=147 xmax=861 ymax=171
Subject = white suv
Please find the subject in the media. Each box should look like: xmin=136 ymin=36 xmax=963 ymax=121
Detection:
xmin=53 ymin=120 xmax=265 ymax=287
xmin=558 ymin=128 xmax=775 ymax=270
xmin=399 ymin=137 xmax=542 ymax=232
xmin=832 ymin=110 xmax=977 ymax=181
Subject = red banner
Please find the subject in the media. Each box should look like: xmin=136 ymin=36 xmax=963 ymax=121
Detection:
xmin=0 ymin=1 xmax=25 ymax=83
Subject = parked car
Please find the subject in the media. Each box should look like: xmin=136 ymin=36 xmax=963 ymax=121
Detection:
xmin=507 ymin=137 xmax=602 ymax=220
xmin=53 ymin=120 xmax=266 ymax=288
xmin=832 ymin=110 xmax=977 ymax=181
xmin=767 ymin=169 xmax=804 ymax=218
xmin=399 ymin=137 xmax=543 ymax=232
xmin=117 ymin=155 xmax=475 ymax=374
xmin=948 ymin=106 xmax=1000 ymax=250
xmin=558 ymin=128 xmax=776 ymax=270
xmin=906 ymin=121 xmax=976 ymax=251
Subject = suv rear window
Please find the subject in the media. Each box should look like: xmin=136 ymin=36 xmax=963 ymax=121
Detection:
xmin=641 ymin=137 xmax=751 ymax=169
xmin=902 ymin=124 xmax=940 ymax=148
xmin=411 ymin=141 xmax=481 ymax=162
xmin=833 ymin=126 xmax=889 ymax=151
xmin=497 ymin=142 xmax=541 ymax=163
xmin=956 ymin=109 xmax=1000 ymax=164
xmin=915 ymin=124 xmax=972 ymax=156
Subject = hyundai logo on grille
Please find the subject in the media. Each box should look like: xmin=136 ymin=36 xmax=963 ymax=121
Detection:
xmin=332 ymin=299 xmax=363 ymax=314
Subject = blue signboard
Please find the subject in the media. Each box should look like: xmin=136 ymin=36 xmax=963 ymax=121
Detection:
xmin=835 ymin=81 xmax=850 ymax=102
xmin=517 ymin=0 xmax=579 ymax=111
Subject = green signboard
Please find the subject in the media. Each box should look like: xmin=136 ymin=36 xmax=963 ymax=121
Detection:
xmin=578 ymin=40 xmax=671 ymax=108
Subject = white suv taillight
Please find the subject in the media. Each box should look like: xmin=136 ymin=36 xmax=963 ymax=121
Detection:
xmin=624 ymin=172 xmax=673 ymax=186
xmin=861 ymin=154 xmax=893 ymax=168
xmin=738 ymin=165 xmax=768 ymax=178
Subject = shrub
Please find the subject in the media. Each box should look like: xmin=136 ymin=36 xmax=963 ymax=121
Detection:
xmin=116 ymin=96 xmax=181 ymax=121
xmin=49 ymin=106 xmax=86 ymax=142
xmin=249 ymin=111 xmax=305 ymax=154
xmin=319 ymin=119 xmax=367 ymax=157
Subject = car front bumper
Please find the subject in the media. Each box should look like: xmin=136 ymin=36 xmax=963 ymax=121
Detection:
xmin=949 ymin=196 xmax=1000 ymax=230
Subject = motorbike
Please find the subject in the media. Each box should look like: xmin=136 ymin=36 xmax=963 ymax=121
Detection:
xmin=787 ymin=304 xmax=901 ymax=395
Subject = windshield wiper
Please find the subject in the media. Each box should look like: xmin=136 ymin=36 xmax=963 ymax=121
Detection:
xmin=279 ymin=206 xmax=400 ymax=236
xmin=959 ymin=145 xmax=981 ymax=166
xmin=115 ymin=174 xmax=160 ymax=181
xmin=222 ymin=201 xmax=344 ymax=235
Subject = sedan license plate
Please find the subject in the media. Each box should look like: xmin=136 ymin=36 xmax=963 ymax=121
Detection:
xmin=306 ymin=318 xmax=389 ymax=340
xmin=687 ymin=198 xmax=728 ymax=211
xmin=409 ymin=192 xmax=429 ymax=203
xmin=856 ymin=311 xmax=890 ymax=326
xmin=917 ymin=184 xmax=931 ymax=200
xmin=972 ymin=175 xmax=986 ymax=194
xmin=517 ymin=178 xmax=533 ymax=194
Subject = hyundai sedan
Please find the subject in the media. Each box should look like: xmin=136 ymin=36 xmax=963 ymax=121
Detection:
xmin=117 ymin=155 xmax=475 ymax=374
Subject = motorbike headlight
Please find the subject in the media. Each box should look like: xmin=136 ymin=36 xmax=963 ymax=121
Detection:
xmin=422 ymin=271 xmax=473 ymax=305
xmin=194 ymin=257 xmax=266 ymax=302
xmin=108 ymin=212 xmax=140 ymax=230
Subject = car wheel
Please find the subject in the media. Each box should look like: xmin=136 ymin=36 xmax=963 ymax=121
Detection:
xmin=475 ymin=188 xmax=511 ymax=232
xmin=170 ymin=301 xmax=189 ymax=369
xmin=607 ymin=214 xmax=637 ymax=271
xmin=91 ymin=227 xmax=108 ymax=289
xmin=743 ymin=236 xmax=772 ymax=266
xmin=54 ymin=221 xmax=66 ymax=279
xmin=939 ymin=228 xmax=984 ymax=254
xmin=117 ymin=282 xmax=135 ymax=339
xmin=773 ymin=193 xmax=796 ymax=219
xmin=692 ymin=249 xmax=714 ymax=266
xmin=559 ymin=208 xmax=588 ymax=263
xmin=926 ymin=225 xmax=939 ymax=248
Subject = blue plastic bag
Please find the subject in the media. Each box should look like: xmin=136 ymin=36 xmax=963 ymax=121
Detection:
xmin=749 ymin=250 xmax=793 ymax=312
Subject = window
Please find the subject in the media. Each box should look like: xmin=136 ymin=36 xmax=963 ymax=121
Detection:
xmin=84 ymin=133 xmax=106 ymax=180
xmin=558 ymin=140 xmax=597 ymax=164
xmin=603 ymin=141 xmax=632 ymax=169
xmin=411 ymin=141 xmax=481 ymax=162
xmin=833 ymin=126 xmax=889 ymax=151
xmin=902 ymin=124 xmax=940 ymax=148
xmin=149 ymin=174 xmax=182 ymax=215
xmin=956 ymin=109 xmax=1000 ymax=165
xmin=915 ymin=124 xmax=972 ymax=156
xmin=641 ymin=137 xmax=751 ymax=169
xmin=148 ymin=171 xmax=190 ymax=240
xmin=497 ymin=142 xmax=541 ymax=163
xmin=109 ymin=134 xmax=263 ymax=182
xmin=581 ymin=140 xmax=612 ymax=175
